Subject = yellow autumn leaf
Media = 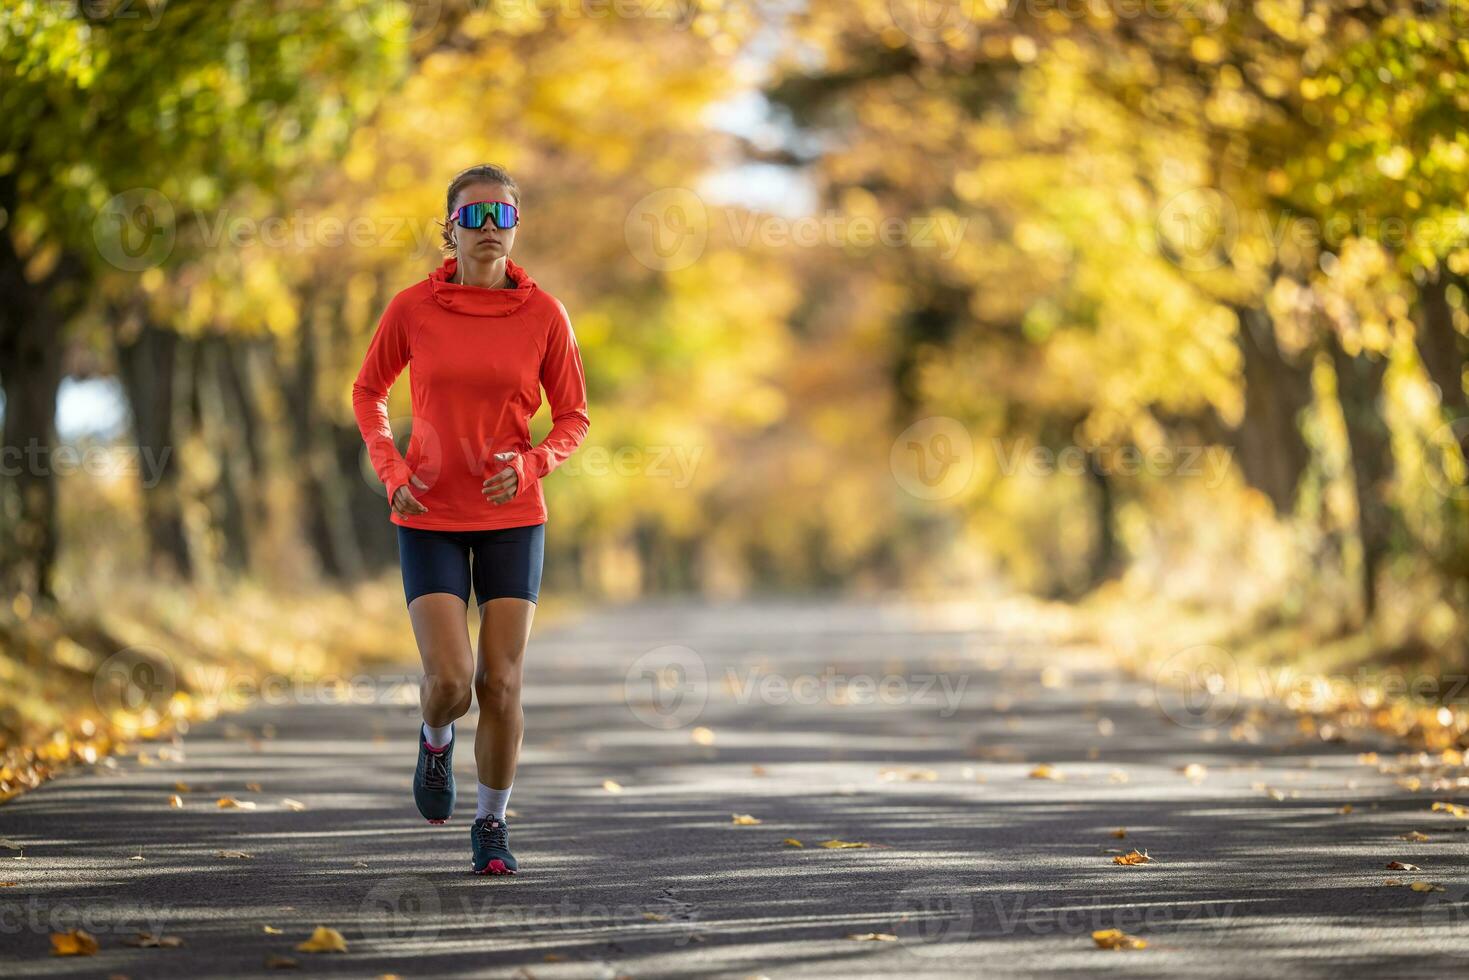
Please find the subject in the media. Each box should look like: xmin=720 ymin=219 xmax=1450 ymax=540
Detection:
xmin=174 ymin=781 xmax=191 ymax=793
xmin=1093 ymin=928 xmax=1147 ymax=950
xmin=1111 ymin=828 xmax=1127 ymax=838
xmin=1431 ymin=801 xmax=1469 ymax=818
xmin=731 ymin=813 xmax=761 ymax=825
xmin=642 ymin=912 xmax=668 ymax=921
xmin=1411 ymin=881 xmax=1445 ymax=892
xmin=1180 ymin=763 xmax=1207 ymax=782
xmin=216 ymin=797 xmax=256 ymax=810
xmin=847 ymin=932 xmax=897 ymax=941
xmin=783 ymin=838 xmax=804 ymax=847
xmin=1113 ymin=849 xmax=1152 ymax=866
xmin=50 ymin=929 xmax=99 ymax=956
xmin=690 ymin=727 xmax=715 ymax=745
xmin=281 ymin=799 xmax=307 ymax=811
xmin=296 ymin=925 xmax=348 ymax=953
xmin=263 ymin=925 xmax=283 ymax=934
xmin=1400 ymin=831 xmax=1430 ymax=842
xmin=1029 ymin=764 xmax=1062 ymax=780
xmin=169 ymin=795 xmax=183 ymax=808
xmin=819 ymin=839 xmax=871 ymax=849
xmin=602 ymin=780 xmax=623 ymax=794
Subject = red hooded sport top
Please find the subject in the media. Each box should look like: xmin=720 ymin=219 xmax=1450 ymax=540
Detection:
xmin=352 ymin=255 xmax=589 ymax=531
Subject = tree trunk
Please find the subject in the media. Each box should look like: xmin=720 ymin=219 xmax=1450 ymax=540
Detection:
xmin=0 ymin=174 xmax=86 ymax=600
xmin=1228 ymin=304 xmax=1315 ymax=515
xmin=1414 ymin=264 xmax=1468 ymax=417
xmin=115 ymin=317 xmax=193 ymax=579
xmin=281 ymin=296 xmax=364 ymax=581
xmin=1326 ymin=334 xmax=1395 ymax=622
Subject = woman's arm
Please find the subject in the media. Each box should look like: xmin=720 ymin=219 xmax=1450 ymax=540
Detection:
xmin=510 ymin=298 xmax=590 ymax=495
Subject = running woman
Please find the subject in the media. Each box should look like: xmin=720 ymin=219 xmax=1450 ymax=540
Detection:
xmin=351 ymin=164 xmax=589 ymax=875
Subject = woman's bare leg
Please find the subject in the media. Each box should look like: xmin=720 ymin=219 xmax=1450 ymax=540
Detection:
xmin=408 ymin=593 xmax=475 ymax=728
xmin=473 ymin=597 xmax=535 ymax=787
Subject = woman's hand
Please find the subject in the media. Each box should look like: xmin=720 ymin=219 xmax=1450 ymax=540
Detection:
xmin=391 ymin=474 xmax=430 ymax=516
xmin=482 ymin=451 xmax=520 ymax=505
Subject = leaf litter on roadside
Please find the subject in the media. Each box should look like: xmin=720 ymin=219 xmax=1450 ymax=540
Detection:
xmin=295 ymin=925 xmax=348 ymax=953
xmin=1093 ymin=928 xmax=1147 ymax=950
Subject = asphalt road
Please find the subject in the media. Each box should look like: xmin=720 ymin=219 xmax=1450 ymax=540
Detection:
xmin=1 ymin=595 xmax=1466 ymax=978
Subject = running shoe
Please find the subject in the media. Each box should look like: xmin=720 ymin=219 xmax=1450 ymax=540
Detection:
xmin=413 ymin=725 xmax=455 ymax=824
xmin=471 ymin=815 xmax=517 ymax=875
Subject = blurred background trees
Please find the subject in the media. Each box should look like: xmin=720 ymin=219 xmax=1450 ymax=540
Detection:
xmin=2 ymin=0 xmax=1467 ymax=669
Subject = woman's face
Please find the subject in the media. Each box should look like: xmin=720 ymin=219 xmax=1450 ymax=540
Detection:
xmin=450 ymin=180 xmax=518 ymax=262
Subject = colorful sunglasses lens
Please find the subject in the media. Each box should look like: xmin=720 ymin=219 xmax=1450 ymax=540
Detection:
xmin=456 ymin=202 xmax=517 ymax=230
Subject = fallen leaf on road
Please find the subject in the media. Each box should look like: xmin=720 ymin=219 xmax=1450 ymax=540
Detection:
xmin=245 ymin=782 xmax=262 ymax=792
xmin=216 ymin=850 xmax=254 ymax=860
xmin=295 ymin=925 xmax=347 ymax=953
xmin=783 ymin=838 xmax=804 ymax=847
xmin=642 ymin=912 xmax=668 ymax=921
xmin=126 ymin=932 xmax=184 ymax=948
xmin=281 ymin=799 xmax=307 ymax=812
xmin=731 ymin=814 xmax=761 ymax=825
xmin=1386 ymin=861 xmax=1420 ymax=871
xmin=1113 ymin=849 xmax=1152 ymax=866
xmin=174 ymin=781 xmax=190 ymax=793
xmin=879 ymin=767 xmax=938 ymax=781
xmin=1384 ymin=879 xmax=1404 ymax=886
xmin=1029 ymin=764 xmax=1063 ymax=780
xmin=169 ymin=795 xmax=183 ymax=808
xmin=1111 ymin=828 xmax=1127 ymax=838
xmin=50 ymin=930 xmax=98 ymax=956
xmin=1431 ymin=801 xmax=1469 ymax=818
xmin=1339 ymin=805 xmax=1353 ymax=814
xmin=1180 ymin=763 xmax=1207 ymax=783
xmin=265 ymin=954 xmax=299 ymax=968
xmin=1109 ymin=770 xmax=1129 ymax=783
xmin=263 ymin=925 xmax=283 ymax=935
xmin=690 ymin=727 xmax=715 ymax=745
xmin=820 ymin=840 xmax=871 ymax=849
xmin=1411 ymin=882 xmax=1445 ymax=892
xmin=216 ymin=797 xmax=256 ymax=810
xmin=602 ymin=780 xmax=623 ymax=794
xmin=1093 ymin=928 xmax=1147 ymax=950
xmin=1358 ymin=753 xmax=1379 ymax=765
xmin=751 ymin=765 xmax=767 ymax=776
xmin=847 ymin=933 xmax=897 ymax=941
xmin=1400 ymin=831 xmax=1430 ymax=842
xmin=0 ymin=882 xmax=15 ymax=887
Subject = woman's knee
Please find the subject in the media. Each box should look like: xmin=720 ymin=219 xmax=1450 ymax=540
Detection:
xmin=424 ymin=669 xmax=473 ymax=712
xmin=474 ymin=670 xmax=521 ymax=716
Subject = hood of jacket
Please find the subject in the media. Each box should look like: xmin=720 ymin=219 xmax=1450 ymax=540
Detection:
xmin=428 ymin=255 xmax=538 ymax=316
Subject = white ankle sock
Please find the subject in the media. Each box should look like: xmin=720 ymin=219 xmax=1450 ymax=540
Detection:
xmin=422 ymin=720 xmax=453 ymax=749
xmin=476 ymin=783 xmax=512 ymax=821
